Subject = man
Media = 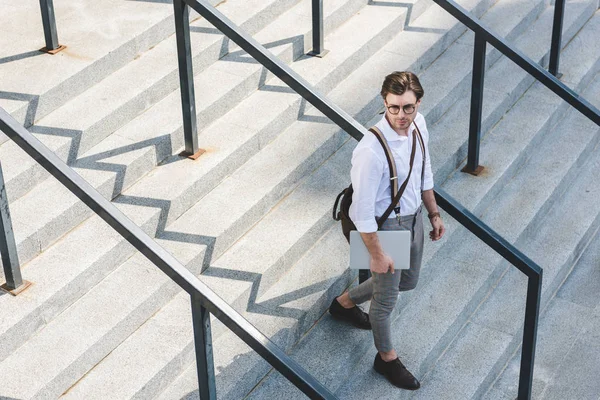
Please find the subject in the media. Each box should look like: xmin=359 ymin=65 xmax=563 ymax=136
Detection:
xmin=329 ymin=71 xmax=445 ymax=390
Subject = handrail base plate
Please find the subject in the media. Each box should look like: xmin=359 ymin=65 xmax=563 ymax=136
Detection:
xmin=39 ymin=45 xmax=67 ymax=55
xmin=1 ymin=280 xmax=33 ymax=296
xmin=179 ymin=149 xmax=206 ymax=160
xmin=461 ymin=165 xmax=484 ymax=176
xmin=307 ymin=49 xmax=329 ymax=58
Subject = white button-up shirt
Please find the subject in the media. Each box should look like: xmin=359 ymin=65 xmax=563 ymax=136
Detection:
xmin=349 ymin=112 xmax=434 ymax=233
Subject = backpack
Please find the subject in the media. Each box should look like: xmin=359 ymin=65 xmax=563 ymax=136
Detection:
xmin=333 ymin=125 xmax=425 ymax=242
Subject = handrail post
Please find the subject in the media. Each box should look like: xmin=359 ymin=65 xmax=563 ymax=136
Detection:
xmin=174 ymin=0 xmax=204 ymax=160
xmin=548 ymin=0 xmax=566 ymax=77
xmin=191 ymin=293 xmax=217 ymax=400
xmin=518 ymin=272 xmax=542 ymax=400
xmin=307 ymin=0 xmax=329 ymax=57
xmin=39 ymin=0 xmax=66 ymax=54
xmin=462 ymin=32 xmax=486 ymax=176
xmin=0 ymin=162 xmax=30 ymax=296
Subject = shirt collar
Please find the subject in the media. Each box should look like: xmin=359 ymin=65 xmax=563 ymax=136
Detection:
xmin=376 ymin=114 xmax=415 ymax=142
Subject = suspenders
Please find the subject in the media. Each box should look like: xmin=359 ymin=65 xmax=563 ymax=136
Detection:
xmin=369 ymin=123 xmax=426 ymax=223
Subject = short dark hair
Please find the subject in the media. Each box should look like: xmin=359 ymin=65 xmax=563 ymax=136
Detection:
xmin=380 ymin=71 xmax=424 ymax=101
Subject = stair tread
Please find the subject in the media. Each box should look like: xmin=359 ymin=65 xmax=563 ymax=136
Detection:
xmin=0 ymin=238 xmax=205 ymax=399
xmin=0 ymin=0 xmax=177 ymax=123
xmin=0 ymin=0 xmax=376 ymax=269
xmin=59 ymin=140 xmax=355 ymax=398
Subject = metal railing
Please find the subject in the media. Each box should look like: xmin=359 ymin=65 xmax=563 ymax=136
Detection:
xmin=38 ymin=0 xmax=65 ymax=54
xmin=0 ymin=106 xmax=336 ymax=399
xmin=171 ymin=0 xmax=543 ymax=397
xmin=8 ymin=0 xmax=559 ymax=397
xmin=430 ymin=0 xmax=600 ymax=174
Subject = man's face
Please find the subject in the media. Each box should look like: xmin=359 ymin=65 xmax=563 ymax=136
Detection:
xmin=384 ymin=91 xmax=421 ymax=133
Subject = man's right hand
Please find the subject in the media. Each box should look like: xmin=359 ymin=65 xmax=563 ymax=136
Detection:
xmin=370 ymin=253 xmax=395 ymax=274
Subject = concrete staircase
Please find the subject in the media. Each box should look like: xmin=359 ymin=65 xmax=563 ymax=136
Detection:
xmin=0 ymin=0 xmax=598 ymax=398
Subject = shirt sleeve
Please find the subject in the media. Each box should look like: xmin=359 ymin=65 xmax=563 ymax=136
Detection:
xmin=419 ymin=116 xmax=434 ymax=191
xmin=350 ymin=146 xmax=384 ymax=233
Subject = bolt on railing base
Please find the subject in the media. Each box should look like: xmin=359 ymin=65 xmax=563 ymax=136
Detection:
xmin=307 ymin=49 xmax=329 ymax=58
xmin=461 ymin=165 xmax=484 ymax=176
xmin=39 ymin=44 xmax=66 ymax=55
xmin=179 ymin=149 xmax=206 ymax=160
xmin=1 ymin=280 xmax=33 ymax=296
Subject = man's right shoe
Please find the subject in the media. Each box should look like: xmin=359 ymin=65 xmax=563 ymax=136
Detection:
xmin=373 ymin=353 xmax=421 ymax=390
xmin=328 ymin=297 xmax=371 ymax=330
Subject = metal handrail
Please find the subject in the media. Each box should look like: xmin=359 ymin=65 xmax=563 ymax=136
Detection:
xmin=9 ymin=0 xmax=550 ymax=396
xmin=0 ymin=106 xmax=337 ymax=399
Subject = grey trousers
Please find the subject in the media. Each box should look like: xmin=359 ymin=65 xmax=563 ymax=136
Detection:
xmin=348 ymin=207 xmax=424 ymax=352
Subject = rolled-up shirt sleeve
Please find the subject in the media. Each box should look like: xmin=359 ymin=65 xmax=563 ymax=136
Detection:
xmin=419 ymin=117 xmax=434 ymax=191
xmin=350 ymin=146 xmax=384 ymax=233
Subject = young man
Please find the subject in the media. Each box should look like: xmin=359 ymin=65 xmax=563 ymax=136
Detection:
xmin=329 ymin=71 xmax=445 ymax=390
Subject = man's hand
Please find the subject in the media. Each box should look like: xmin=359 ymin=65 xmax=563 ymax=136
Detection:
xmin=429 ymin=216 xmax=445 ymax=241
xmin=370 ymin=253 xmax=395 ymax=274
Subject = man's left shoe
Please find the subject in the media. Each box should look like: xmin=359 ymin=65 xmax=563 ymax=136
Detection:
xmin=373 ymin=353 xmax=420 ymax=390
xmin=329 ymin=298 xmax=371 ymax=330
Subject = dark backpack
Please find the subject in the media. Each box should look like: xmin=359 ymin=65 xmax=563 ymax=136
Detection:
xmin=333 ymin=125 xmax=425 ymax=242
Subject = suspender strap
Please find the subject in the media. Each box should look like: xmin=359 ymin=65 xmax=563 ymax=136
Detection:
xmin=379 ymin=128 xmax=417 ymax=225
xmin=369 ymin=127 xmax=398 ymax=196
xmin=369 ymin=127 xmax=418 ymax=228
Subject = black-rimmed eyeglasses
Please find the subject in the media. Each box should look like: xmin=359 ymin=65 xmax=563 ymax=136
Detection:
xmin=385 ymin=103 xmax=416 ymax=115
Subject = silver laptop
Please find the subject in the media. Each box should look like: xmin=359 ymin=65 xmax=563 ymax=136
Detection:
xmin=349 ymin=230 xmax=411 ymax=270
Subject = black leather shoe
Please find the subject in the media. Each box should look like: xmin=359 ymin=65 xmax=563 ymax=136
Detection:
xmin=373 ymin=353 xmax=420 ymax=390
xmin=328 ymin=297 xmax=371 ymax=330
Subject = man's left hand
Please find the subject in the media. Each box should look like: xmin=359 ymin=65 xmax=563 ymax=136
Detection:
xmin=429 ymin=216 xmax=445 ymax=241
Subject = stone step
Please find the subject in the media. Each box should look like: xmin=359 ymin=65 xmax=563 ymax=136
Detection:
xmin=0 ymin=0 xmax=214 ymax=130
xmin=419 ymin=118 xmax=600 ymax=400
xmin=61 ymin=140 xmax=355 ymax=399
xmin=0 ymin=2 xmax=412 ymax=395
xmin=489 ymin=224 xmax=600 ymax=400
xmin=489 ymin=251 xmax=600 ymax=399
xmin=416 ymin=0 xmax=546 ymax=126
xmin=0 ymin=0 xmax=383 ymax=276
xmin=0 ymin=200 xmax=162 ymax=363
xmin=156 ymin=223 xmax=355 ymax=400
xmin=0 ymin=238 xmax=206 ymax=399
xmin=0 ymin=0 xmax=403 ymax=276
xmin=0 ymin=0 xmax=362 ymax=205
xmin=429 ymin=0 xmax=600 ymax=183
xmin=244 ymin=6 xmax=600 ymax=399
